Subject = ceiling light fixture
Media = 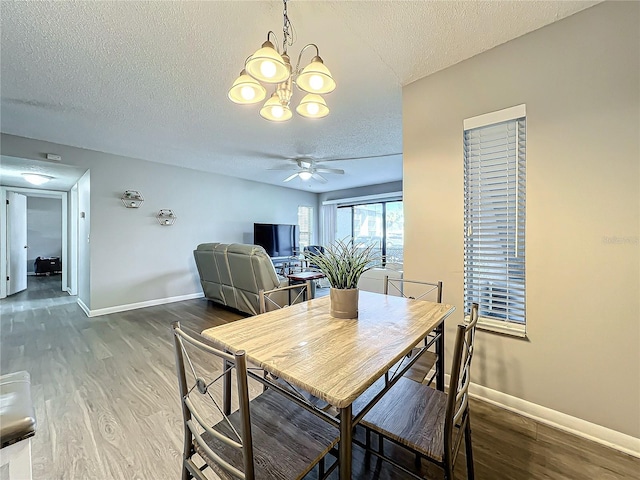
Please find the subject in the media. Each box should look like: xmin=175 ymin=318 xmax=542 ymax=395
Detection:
xmin=228 ymin=0 xmax=335 ymax=122
xmin=22 ymin=173 xmax=53 ymax=185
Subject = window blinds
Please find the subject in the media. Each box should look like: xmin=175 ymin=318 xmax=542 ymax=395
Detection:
xmin=464 ymin=117 xmax=526 ymax=326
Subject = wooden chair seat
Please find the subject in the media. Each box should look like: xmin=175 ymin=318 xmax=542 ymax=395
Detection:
xmin=172 ymin=323 xmax=337 ymax=480
xmin=350 ymin=349 xmax=438 ymax=420
xmin=361 ymin=377 xmax=448 ymax=462
xmin=195 ymin=386 xmax=338 ymax=480
xmin=402 ymin=350 xmax=437 ymax=384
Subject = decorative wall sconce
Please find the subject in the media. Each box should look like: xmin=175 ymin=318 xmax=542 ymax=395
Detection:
xmin=121 ymin=190 xmax=144 ymax=208
xmin=156 ymin=209 xmax=177 ymax=226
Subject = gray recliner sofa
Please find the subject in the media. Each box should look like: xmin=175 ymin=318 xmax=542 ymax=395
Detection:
xmin=193 ymin=243 xmax=288 ymax=315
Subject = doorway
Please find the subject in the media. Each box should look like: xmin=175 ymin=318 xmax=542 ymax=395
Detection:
xmin=0 ymin=187 xmax=74 ymax=300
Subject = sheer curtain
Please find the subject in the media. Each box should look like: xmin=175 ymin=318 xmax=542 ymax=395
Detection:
xmin=320 ymin=203 xmax=337 ymax=246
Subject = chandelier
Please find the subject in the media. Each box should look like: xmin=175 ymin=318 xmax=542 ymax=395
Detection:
xmin=228 ymin=0 xmax=335 ymax=122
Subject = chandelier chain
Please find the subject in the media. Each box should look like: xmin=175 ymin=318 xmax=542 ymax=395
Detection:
xmin=282 ymin=0 xmax=295 ymax=54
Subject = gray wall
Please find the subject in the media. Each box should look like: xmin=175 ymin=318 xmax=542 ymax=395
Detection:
xmin=27 ymin=196 xmax=62 ymax=272
xmin=403 ymin=2 xmax=639 ymax=437
xmin=1 ymin=134 xmax=318 ymax=311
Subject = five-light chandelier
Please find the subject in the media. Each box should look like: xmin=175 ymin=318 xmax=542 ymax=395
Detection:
xmin=228 ymin=0 xmax=335 ymax=122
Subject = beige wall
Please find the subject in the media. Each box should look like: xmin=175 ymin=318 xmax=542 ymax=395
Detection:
xmin=403 ymin=1 xmax=639 ymax=437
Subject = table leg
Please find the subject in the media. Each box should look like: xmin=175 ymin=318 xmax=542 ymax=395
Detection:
xmin=339 ymin=404 xmax=353 ymax=479
xmin=436 ymin=322 xmax=445 ymax=391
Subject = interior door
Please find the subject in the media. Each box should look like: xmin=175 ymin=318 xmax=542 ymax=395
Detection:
xmin=7 ymin=191 xmax=27 ymax=295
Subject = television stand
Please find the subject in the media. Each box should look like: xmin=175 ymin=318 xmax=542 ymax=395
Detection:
xmin=271 ymin=256 xmax=303 ymax=276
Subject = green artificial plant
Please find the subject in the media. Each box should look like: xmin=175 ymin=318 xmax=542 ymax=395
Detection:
xmin=303 ymin=238 xmax=380 ymax=290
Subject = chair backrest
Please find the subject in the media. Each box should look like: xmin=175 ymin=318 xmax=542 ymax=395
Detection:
xmin=258 ymin=281 xmax=311 ymax=313
xmin=384 ymin=276 xmax=443 ymax=303
xmin=443 ymin=303 xmax=479 ymax=468
xmin=303 ymin=245 xmax=325 ymax=269
xmin=172 ymin=322 xmax=255 ymax=480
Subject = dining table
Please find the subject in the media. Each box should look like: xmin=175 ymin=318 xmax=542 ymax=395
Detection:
xmin=201 ymin=290 xmax=455 ymax=479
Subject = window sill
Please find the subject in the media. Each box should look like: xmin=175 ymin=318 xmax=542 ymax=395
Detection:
xmin=466 ymin=316 xmax=527 ymax=338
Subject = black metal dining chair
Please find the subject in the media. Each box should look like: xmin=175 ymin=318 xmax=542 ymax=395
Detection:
xmin=360 ymin=303 xmax=479 ymax=479
xmin=171 ymin=322 xmax=339 ymax=480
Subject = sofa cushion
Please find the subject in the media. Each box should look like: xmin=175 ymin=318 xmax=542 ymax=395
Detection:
xmin=194 ymin=243 xmax=287 ymax=315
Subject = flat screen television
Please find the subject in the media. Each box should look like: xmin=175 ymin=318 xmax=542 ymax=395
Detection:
xmin=254 ymin=223 xmax=299 ymax=258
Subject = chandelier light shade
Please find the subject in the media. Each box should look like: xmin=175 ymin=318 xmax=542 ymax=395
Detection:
xmin=296 ymin=56 xmax=336 ymax=94
xmin=260 ymin=93 xmax=293 ymax=122
xmin=229 ymin=0 xmax=334 ymax=122
xmin=228 ymin=69 xmax=267 ymax=104
xmin=298 ymin=171 xmax=313 ymax=180
xmin=296 ymin=93 xmax=329 ymax=118
xmin=245 ymin=40 xmax=290 ymax=84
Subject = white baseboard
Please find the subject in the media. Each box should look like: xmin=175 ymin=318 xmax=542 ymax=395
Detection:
xmin=445 ymin=374 xmax=640 ymax=458
xmin=77 ymin=292 xmax=205 ymax=318
xmin=77 ymin=298 xmax=90 ymax=316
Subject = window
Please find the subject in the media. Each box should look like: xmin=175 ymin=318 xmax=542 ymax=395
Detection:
xmin=297 ymin=205 xmax=313 ymax=248
xmin=335 ymin=199 xmax=403 ymax=265
xmin=464 ymin=105 xmax=526 ymax=336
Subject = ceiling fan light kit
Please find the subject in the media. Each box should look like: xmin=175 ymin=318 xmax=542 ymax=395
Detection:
xmin=229 ymin=0 xmax=335 ymax=122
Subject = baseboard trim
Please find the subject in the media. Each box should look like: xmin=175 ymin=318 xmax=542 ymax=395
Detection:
xmin=77 ymin=292 xmax=205 ymax=318
xmin=77 ymin=298 xmax=90 ymax=317
xmin=445 ymin=374 xmax=640 ymax=458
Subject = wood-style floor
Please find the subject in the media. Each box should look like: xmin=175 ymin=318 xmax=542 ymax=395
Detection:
xmin=1 ymin=276 xmax=638 ymax=479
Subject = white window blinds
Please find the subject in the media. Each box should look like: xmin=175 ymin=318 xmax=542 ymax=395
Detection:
xmin=464 ymin=106 xmax=526 ymax=332
xmin=297 ymin=205 xmax=313 ymax=247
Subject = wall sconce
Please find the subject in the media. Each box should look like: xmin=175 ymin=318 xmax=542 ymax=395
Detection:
xmin=121 ymin=190 xmax=144 ymax=208
xmin=156 ymin=209 xmax=176 ymax=226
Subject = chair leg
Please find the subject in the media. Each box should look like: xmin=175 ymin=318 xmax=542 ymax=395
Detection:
xmin=464 ymin=416 xmax=475 ymax=480
xmin=181 ymin=461 xmax=190 ymax=480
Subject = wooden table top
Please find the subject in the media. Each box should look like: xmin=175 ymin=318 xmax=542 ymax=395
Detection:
xmin=202 ymin=291 xmax=455 ymax=408
xmin=287 ymin=271 xmax=326 ymax=281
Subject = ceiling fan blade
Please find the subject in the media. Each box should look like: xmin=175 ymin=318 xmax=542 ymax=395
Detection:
xmin=315 ymin=167 xmax=344 ymax=175
xmin=318 ymin=152 xmax=403 ymax=163
xmin=283 ymin=173 xmax=299 ymax=182
xmin=268 ymin=165 xmax=300 ymax=171
xmin=233 ymin=149 xmax=292 ymax=160
xmin=312 ymin=173 xmax=328 ymax=183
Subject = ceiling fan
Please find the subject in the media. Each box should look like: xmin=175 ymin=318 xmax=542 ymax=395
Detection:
xmin=270 ymin=158 xmax=343 ymax=183
xmin=268 ymin=153 xmax=402 ymax=183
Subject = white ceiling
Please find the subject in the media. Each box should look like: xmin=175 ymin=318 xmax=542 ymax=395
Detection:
xmin=0 ymin=1 xmax=599 ymax=193
xmin=0 ymin=155 xmax=87 ymax=191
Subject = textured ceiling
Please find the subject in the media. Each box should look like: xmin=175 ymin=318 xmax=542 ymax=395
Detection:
xmin=0 ymin=1 xmax=599 ymax=193
xmin=0 ymin=155 xmax=87 ymax=191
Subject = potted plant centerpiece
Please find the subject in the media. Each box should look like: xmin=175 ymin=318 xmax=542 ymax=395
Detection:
xmin=304 ymin=238 xmax=380 ymax=319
